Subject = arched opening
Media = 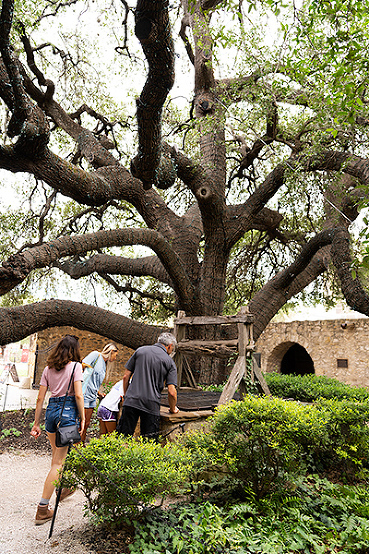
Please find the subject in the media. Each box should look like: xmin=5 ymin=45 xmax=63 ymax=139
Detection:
xmin=280 ymin=343 xmax=314 ymax=376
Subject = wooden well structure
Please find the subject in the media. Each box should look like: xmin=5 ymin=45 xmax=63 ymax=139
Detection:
xmin=173 ymin=306 xmax=270 ymax=406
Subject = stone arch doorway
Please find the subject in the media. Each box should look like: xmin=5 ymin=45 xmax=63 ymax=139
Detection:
xmin=281 ymin=343 xmax=314 ymax=375
xmin=266 ymin=341 xmax=315 ymax=375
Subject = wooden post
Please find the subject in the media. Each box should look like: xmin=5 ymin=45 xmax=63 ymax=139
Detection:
xmin=237 ymin=307 xmax=248 ymax=357
xmin=218 ymin=305 xmax=270 ymax=404
xmin=173 ymin=311 xmax=186 ymax=388
xmin=252 ymin=356 xmax=271 ymax=396
xmin=218 ymin=355 xmax=246 ymax=405
xmin=218 ymin=306 xmax=248 ymax=405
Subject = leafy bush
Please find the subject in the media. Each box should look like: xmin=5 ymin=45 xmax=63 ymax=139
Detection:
xmin=265 ymin=372 xmax=369 ymax=402
xmin=183 ymin=395 xmax=369 ymax=498
xmin=62 ymin=433 xmax=194 ymax=525
xmin=184 ymin=396 xmax=321 ymax=498
xmin=316 ymin=398 xmax=369 ymax=475
xmin=130 ymin=477 xmax=369 ymax=553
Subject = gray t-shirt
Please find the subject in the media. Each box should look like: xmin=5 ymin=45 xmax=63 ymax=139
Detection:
xmin=124 ymin=343 xmax=177 ymax=415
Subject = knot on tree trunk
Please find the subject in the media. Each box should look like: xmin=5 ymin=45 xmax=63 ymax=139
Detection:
xmin=135 ymin=17 xmax=155 ymax=41
xmin=131 ymin=144 xmax=177 ymax=191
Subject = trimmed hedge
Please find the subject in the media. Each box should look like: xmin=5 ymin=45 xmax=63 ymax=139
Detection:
xmin=265 ymin=372 xmax=369 ymax=402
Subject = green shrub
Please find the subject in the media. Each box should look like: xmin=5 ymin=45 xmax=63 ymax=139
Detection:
xmin=198 ymin=396 xmax=328 ymax=498
xmin=265 ymin=372 xmax=369 ymax=402
xmin=62 ymin=433 xmax=194 ymax=525
xmin=316 ymin=398 xmax=369 ymax=475
xmin=183 ymin=395 xmax=369 ymax=498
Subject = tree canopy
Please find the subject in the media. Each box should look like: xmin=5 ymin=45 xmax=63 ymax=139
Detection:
xmin=0 ymin=0 xmax=369 ymax=381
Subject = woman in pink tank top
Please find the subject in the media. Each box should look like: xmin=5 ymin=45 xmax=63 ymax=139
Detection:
xmin=30 ymin=335 xmax=85 ymax=525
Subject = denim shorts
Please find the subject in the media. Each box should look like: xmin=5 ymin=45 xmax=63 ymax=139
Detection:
xmin=96 ymin=405 xmax=117 ymax=422
xmin=84 ymin=398 xmax=97 ymax=409
xmin=45 ymin=396 xmax=79 ymax=433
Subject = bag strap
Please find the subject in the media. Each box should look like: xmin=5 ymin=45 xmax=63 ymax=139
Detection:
xmin=57 ymin=362 xmax=78 ymax=428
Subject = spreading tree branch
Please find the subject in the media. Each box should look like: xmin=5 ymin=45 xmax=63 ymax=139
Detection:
xmin=0 ymin=227 xmax=197 ymax=312
xmin=331 ymin=227 xmax=369 ymax=316
xmin=56 ymin=253 xmax=172 ymax=285
xmin=101 ymin=274 xmax=176 ymax=312
xmin=0 ymin=0 xmax=49 ymax=155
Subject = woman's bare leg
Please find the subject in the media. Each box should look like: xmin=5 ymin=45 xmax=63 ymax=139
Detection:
xmin=80 ymin=407 xmax=94 ymax=443
xmin=41 ymin=433 xmax=69 ymax=500
xmin=105 ymin=420 xmax=117 ymax=434
xmin=99 ymin=419 xmax=108 ymax=437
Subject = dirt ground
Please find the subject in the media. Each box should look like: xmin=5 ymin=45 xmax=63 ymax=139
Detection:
xmin=0 ymin=409 xmax=130 ymax=554
xmin=0 ymin=408 xmax=52 ymax=453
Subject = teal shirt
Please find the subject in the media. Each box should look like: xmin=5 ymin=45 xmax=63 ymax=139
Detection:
xmin=82 ymin=351 xmax=106 ymax=404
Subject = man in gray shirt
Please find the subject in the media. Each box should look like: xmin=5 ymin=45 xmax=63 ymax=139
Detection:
xmin=117 ymin=332 xmax=179 ymax=439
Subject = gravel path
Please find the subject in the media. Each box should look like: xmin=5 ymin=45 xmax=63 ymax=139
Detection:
xmin=0 ymin=451 xmax=94 ymax=554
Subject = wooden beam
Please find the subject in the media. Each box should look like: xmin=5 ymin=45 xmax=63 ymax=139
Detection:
xmin=218 ymin=356 xmax=246 ymax=405
xmin=252 ymin=356 xmax=271 ymax=396
xmin=173 ymin=314 xmax=254 ymax=326
xmin=177 ymin=340 xmax=237 ymax=359
xmin=173 ymin=311 xmax=186 ymax=387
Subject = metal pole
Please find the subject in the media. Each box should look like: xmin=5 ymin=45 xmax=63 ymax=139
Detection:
xmin=48 ymin=443 xmax=72 ymax=539
xmin=2 ymin=371 xmax=10 ymax=412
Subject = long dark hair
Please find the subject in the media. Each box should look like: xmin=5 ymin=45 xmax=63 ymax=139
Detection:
xmin=46 ymin=335 xmax=81 ymax=371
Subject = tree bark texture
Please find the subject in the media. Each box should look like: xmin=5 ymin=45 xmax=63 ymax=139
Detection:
xmin=0 ymin=300 xmax=165 ymax=348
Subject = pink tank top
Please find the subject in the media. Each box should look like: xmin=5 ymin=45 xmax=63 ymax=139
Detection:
xmin=40 ymin=361 xmax=83 ymax=397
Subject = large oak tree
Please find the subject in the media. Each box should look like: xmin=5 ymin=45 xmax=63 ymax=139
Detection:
xmin=0 ymin=0 xmax=368 ymax=382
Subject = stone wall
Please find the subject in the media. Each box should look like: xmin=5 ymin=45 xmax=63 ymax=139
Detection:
xmin=255 ymin=318 xmax=369 ymax=388
xmin=33 ymin=326 xmax=134 ymax=387
xmin=30 ymin=317 xmax=369 ymax=390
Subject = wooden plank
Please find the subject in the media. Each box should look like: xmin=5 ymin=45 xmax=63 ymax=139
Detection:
xmin=252 ymin=357 xmax=271 ymax=396
xmin=218 ymin=356 xmax=246 ymax=405
xmin=183 ymin=357 xmax=197 ymax=388
xmin=173 ymin=314 xmax=254 ymax=326
xmin=173 ymin=311 xmax=186 ymax=387
xmin=177 ymin=342 xmax=236 ymax=359
xmin=178 ymin=339 xmax=238 ymax=348
xmin=237 ymin=323 xmax=247 ymax=357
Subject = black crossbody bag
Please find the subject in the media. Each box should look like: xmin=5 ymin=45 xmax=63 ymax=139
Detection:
xmin=55 ymin=362 xmax=81 ymax=447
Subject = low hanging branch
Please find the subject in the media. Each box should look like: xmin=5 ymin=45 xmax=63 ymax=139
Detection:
xmin=0 ymin=299 xmax=165 ymax=348
xmin=57 ymin=253 xmax=172 ymax=285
